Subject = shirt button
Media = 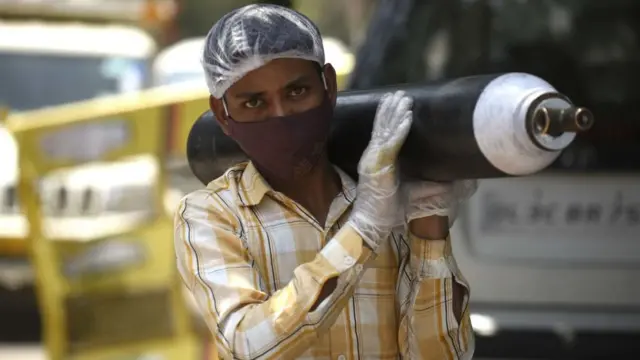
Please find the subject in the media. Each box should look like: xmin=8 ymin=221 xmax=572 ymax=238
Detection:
xmin=343 ymin=255 xmax=355 ymax=267
xmin=337 ymin=355 xmax=346 ymax=360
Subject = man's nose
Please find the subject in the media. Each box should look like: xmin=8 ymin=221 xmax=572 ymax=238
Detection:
xmin=270 ymin=100 xmax=288 ymax=118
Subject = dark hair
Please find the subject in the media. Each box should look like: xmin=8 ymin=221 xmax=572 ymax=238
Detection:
xmin=313 ymin=61 xmax=323 ymax=74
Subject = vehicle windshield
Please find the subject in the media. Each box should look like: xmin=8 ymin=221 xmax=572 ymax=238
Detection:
xmin=0 ymin=52 xmax=148 ymax=111
xmin=154 ymin=72 xmax=205 ymax=87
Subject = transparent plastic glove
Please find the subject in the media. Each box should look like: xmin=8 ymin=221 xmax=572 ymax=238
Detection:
xmin=347 ymin=91 xmax=413 ymax=251
xmin=401 ymin=180 xmax=478 ymax=226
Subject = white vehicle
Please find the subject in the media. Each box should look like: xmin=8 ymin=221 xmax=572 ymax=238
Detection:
xmin=152 ymin=37 xmax=209 ymax=88
xmin=453 ymin=172 xmax=640 ymax=327
xmin=432 ymin=3 xmax=640 ymax=357
xmin=0 ymin=21 xmax=156 ymax=111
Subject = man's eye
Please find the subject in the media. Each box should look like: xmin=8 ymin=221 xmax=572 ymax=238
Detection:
xmin=244 ymin=99 xmax=263 ymax=109
xmin=289 ymin=87 xmax=307 ymax=97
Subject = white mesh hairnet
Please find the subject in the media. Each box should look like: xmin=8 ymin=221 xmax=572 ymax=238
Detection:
xmin=202 ymin=4 xmax=325 ymax=99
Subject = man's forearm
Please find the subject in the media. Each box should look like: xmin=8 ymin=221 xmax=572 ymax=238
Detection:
xmin=397 ymin=219 xmax=474 ymax=359
xmin=409 ymin=215 xmax=449 ymax=239
xmin=212 ymin=224 xmax=374 ymax=360
xmin=408 ymin=215 xmax=463 ymax=320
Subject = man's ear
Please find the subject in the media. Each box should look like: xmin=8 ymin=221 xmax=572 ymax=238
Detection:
xmin=322 ymin=64 xmax=339 ymax=107
xmin=209 ymin=95 xmax=231 ymax=136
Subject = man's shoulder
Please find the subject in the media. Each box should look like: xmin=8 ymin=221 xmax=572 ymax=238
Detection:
xmin=207 ymin=162 xmax=249 ymax=193
xmin=179 ymin=162 xmax=249 ymax=212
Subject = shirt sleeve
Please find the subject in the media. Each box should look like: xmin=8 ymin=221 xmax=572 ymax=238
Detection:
xmin=396 ymin=230 xmax=475 ymax=360
xmin=174 ymin=191 xmax=373 ymax=360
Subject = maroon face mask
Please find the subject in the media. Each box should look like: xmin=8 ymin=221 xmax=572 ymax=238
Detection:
xmin=225 ymin=96 xmax=333 ymax=182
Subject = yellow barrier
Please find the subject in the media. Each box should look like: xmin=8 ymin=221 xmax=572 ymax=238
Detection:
xmin=5 ymin=90 xmax=209 ymax=360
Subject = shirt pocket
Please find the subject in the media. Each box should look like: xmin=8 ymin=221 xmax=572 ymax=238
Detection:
xmin=352 ymin=267 xmax=399 ymax=359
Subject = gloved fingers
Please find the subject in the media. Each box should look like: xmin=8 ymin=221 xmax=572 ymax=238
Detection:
xmin=385 ymin=109 xmax=413 ymax=154
xmin=371 ymin=91 xmax=412 ymax=142
xmin=360 ymin=91 xmax=414 ymax=176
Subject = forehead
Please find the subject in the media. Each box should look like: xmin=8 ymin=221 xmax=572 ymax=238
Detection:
xmin=226 ymin=58 xmax=319 ymax=96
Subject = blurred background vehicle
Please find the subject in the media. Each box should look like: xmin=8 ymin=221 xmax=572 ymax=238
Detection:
xmin=1 ymin=0 xmax=639 ymax=359
xmin=347 ymin=0 xmax=640 ymax=358
xmin=0 ymin=22 xmax=154 ymax=111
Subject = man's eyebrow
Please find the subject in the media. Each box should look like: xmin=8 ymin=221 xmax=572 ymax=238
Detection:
xmin=232 ymin=90 xmax=264 ymax=99
xmin=231 ymin=75 xmax=312 ymax=99
xmin=284 ymin=74 xmax=311 ymax=87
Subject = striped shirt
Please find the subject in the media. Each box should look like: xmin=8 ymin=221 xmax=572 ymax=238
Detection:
xmin=174 ymin=161 xmax=474 ymax=359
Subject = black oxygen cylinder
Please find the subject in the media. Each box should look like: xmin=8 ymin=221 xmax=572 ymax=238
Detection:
xmin=187 ymin=73 xmax=594 ymax=185
xmin=187 ymin=113 xmax=244 ymax=186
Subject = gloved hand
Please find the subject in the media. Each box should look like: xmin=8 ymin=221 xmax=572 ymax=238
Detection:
xmin=401 ymin=179 xmax=478 ymax=226
xmin=347 ymin=91 xmax=413 ymax=251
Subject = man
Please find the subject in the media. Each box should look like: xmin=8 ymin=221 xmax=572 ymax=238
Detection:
xmin=175 ymin=4 xmax=477 ymax=359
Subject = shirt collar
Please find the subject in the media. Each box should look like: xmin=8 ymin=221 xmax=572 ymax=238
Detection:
xmin=237 ymin=161 xmax=271 ymax=206
xmin=236 ymin=161 xmax=357 ymax=207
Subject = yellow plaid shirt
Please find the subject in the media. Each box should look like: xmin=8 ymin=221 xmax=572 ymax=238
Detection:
xmin=174 ymin=162 xmax=474 ymax=359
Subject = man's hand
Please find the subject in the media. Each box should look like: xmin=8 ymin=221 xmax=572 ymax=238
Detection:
xmin=347 ymin=91 xmax=413 ymax=251
xmin=402 ymin=180 xmax=478 ymax=229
